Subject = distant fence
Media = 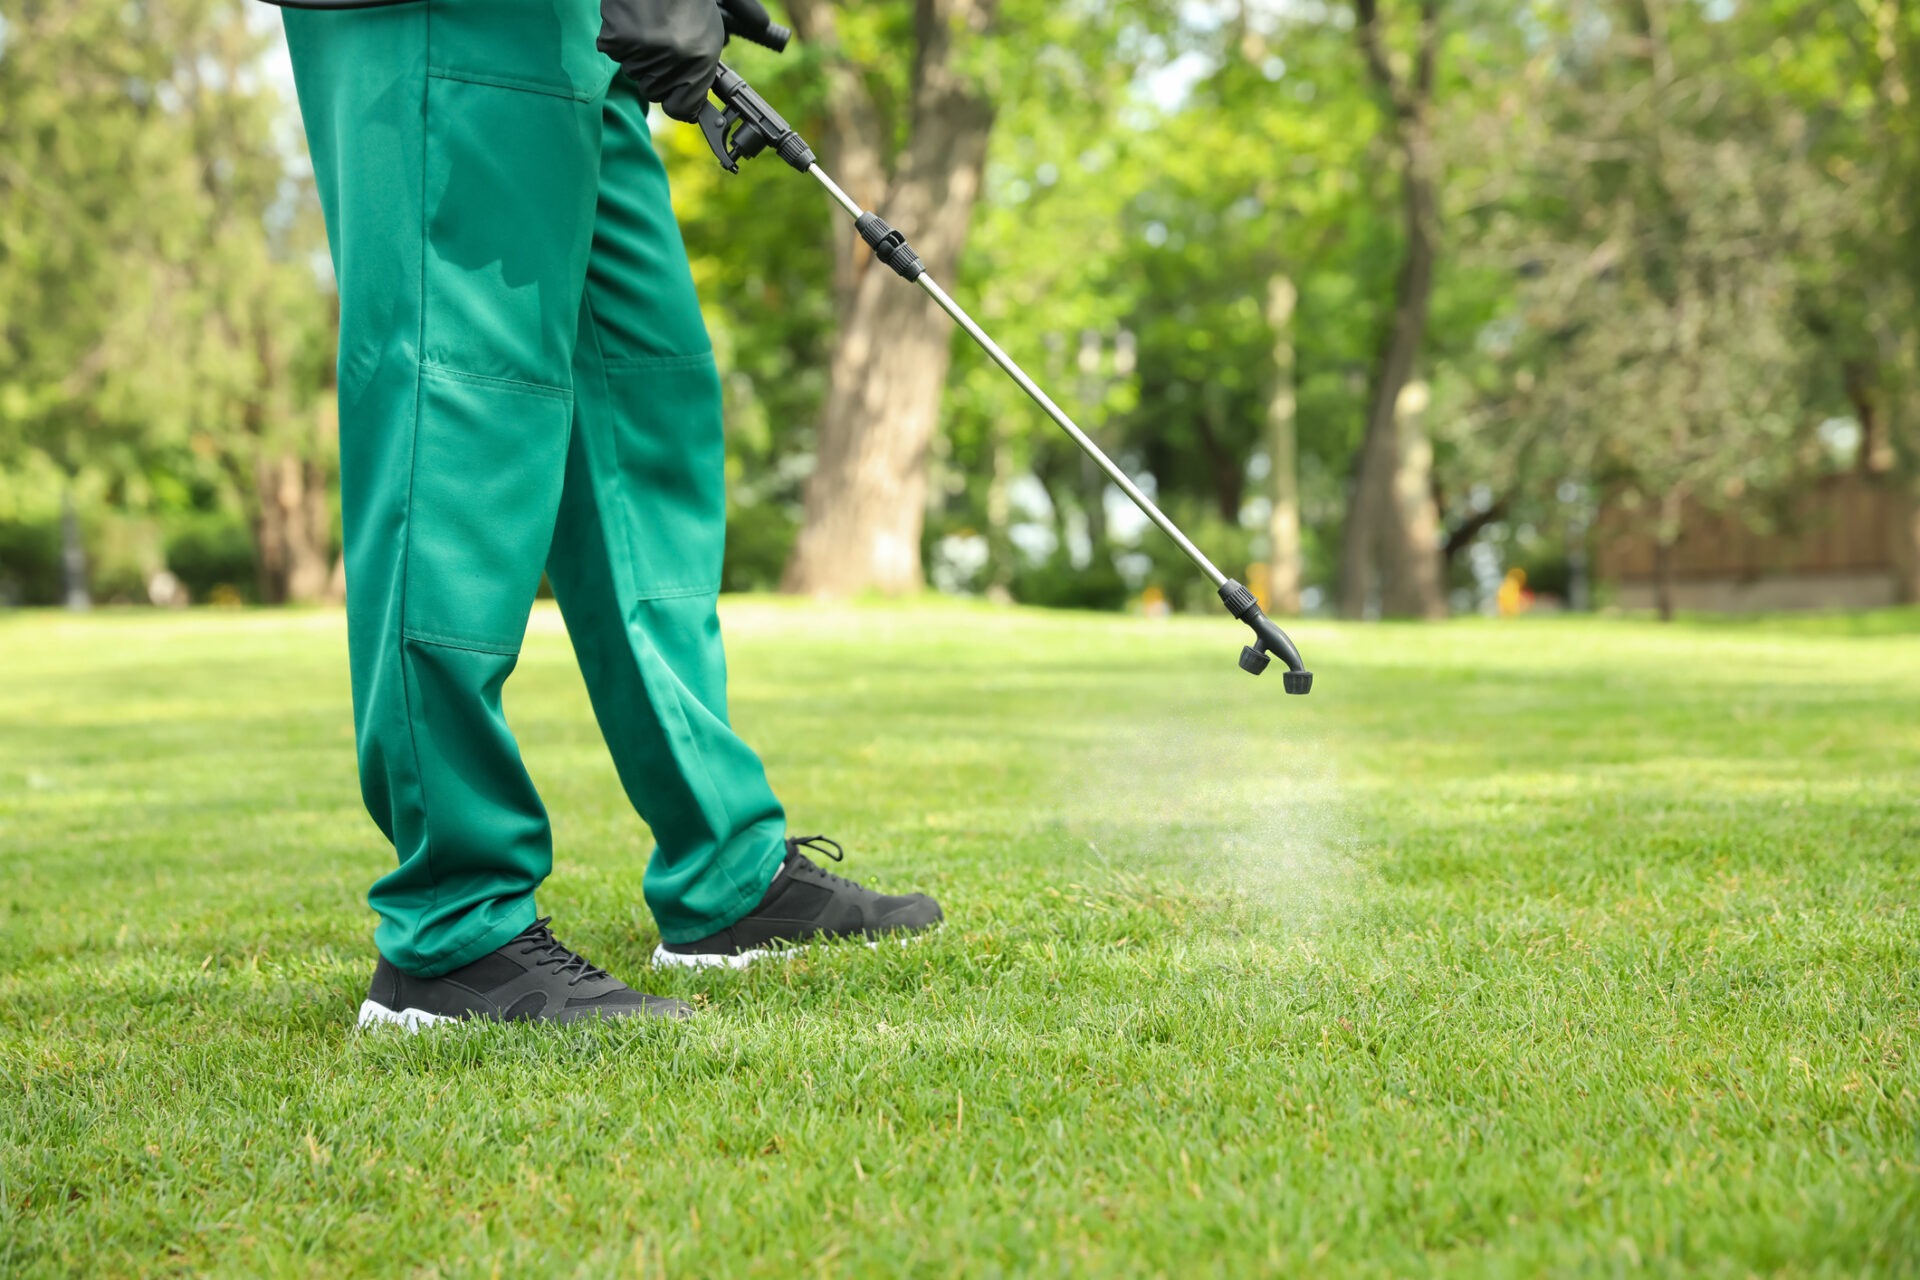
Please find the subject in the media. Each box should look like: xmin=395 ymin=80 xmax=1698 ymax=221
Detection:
xmin=1594 ymin=474 xmax=1907 ymax=612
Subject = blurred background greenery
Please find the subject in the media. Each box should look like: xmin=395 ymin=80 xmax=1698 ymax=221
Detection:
xmin=2 ymin=0 xmax=1916 ymax=619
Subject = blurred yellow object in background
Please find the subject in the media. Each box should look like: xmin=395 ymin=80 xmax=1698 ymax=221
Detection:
xmin=1497 ymin=567 xmax=1532 ymax=619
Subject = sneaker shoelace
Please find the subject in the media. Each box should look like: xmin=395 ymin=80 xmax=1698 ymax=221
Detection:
xmin=785 ymin=834 xmax=859 ymax=889
xmin=511 ymin=917 xmax=610 ymax=986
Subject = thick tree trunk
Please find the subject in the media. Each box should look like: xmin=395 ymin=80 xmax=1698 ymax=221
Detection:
xmin=1382 ymin=380 xmax=1446 ymax=618
xmin=235 ymin=293 xmax=336 ymax=605
xmin=781 ymin=0 xmax=997 ymax=596
xmin=242 ymin=369 xmax=333 ymax=605
xmin=1340 ymin=209 xmax=1436 ymax=617
xmin=1341 ymin=0 xmax=1444 ymax=620
xmin=1339 ymin=418 xmax=1389 ymax=618
xmin=1844 ymin=360 xmax=1896 ymax=475
xmin=1076 ymin=330 xmax=1109 ymax=557
xmin=253 ymin=452 xmax=334 ymax=605
xmin=1030 ymin=449 xmax=1073 ymax=559
xmin=1263 ymin=275 xmax=1302 ymax=615
xmin=780 ymin=255 xmax=963 ymax=594
xmin=1196 ymin=380 xmax=1246 ymax=522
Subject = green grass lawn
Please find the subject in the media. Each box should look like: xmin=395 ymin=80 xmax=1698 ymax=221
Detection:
xmin=2 ymin=600 xmax=1916 ymax=1277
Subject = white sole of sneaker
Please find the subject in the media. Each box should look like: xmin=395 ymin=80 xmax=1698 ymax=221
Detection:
xmin=356 ymin=999 xmax=456 ymax=1032
xmin=651 ymin=927 xmax=937 ymax=971
xmin=650 ymin=943 xmax=782 ymax=971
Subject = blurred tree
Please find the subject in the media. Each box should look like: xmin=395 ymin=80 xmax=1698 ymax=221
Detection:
xmin=928 ymin=0 xmax=1458 ymax=616
xmin=1860 ymin=0 xmax=1920 ymax=600
xmin=7 ymin=0 xmax=1906 ymax=617
xmin=1449 ymin=0 xmax=1844 ymax=620
xmin=657 ymin=42 xmax=838 ymax=592
xmin=1782 ymin=0 xmax=1920 ymax=600
xmin=1261 ymin=274 xmax=1302 ymax=613
xmin=927 ymin=40 xmax=1156 ymax=601
xmin=1114 ymin=5 xmax=1382 ymax=614
xmin=775 ymin=0 xmax=1002 ymax=594
xmin=774 ymin=0 xmax=1173 ymax=596
xmin=1337 ymin=0 xmax=1446 ymax=620
xmin=0 ymin=0 xmax=333 ymax=604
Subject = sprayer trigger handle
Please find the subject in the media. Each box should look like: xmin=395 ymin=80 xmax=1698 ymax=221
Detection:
xmin=697 ymin=101 xmax=738 ymax=172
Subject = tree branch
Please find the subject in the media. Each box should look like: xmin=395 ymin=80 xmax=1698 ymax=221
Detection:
xmin=1355 ymin=0 xmax=1414 ymax=120
xmin=1443 ymin=496 xmax=1508 ymax=560
xmin=1415 ymin=0 xmax=1439 ymax=99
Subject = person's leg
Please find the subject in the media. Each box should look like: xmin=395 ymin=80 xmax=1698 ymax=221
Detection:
xmin=285 ymin=0 xmax=612 ymax=976
xmin=545 ymin=77 xmax=788 ymax=945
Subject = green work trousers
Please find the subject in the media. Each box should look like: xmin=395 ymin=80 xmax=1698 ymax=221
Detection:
xmin=285 ymin=0 xmax=786 ymax=977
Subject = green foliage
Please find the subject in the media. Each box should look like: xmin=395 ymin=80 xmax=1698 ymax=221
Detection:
xmin=1117 ymin=13 xmax=1387 ymax=511
xmin=0 ymin=0 xmax=333 ymax=600
xmin=1132 ymin=507 xmax=1261 ymax=612
xmin=8 ymin=0 xmax=1918 ymax=609
xmin=721 ymin=496 xmax=798 ymax=594
xmin=1008 ymin=551 xmax=1129 ymax=611
xmin=674 ymin=1 xmax=1186 ymax=602
xmin=1425 ymin=0 xmax=1920 ymax=581
xmin=675 ymin=0 xmax=1920 ymax=608
xmin=164 ymin=512 xmax=259 ymax=604
xmin=0 ymin=519 xmax=60 ymax=606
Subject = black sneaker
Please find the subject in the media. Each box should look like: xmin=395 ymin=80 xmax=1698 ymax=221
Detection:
xmin=653 ymin=836 xmax=943 ymax=970
xmin=357 ymin=917 xmax=693 ymax=1030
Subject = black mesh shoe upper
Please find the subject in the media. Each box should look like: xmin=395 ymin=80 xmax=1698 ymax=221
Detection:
xmin=659 ymin=835 xmax=943 ymax=959
xmin=365 ymin=918 xmax=692 ymax=1023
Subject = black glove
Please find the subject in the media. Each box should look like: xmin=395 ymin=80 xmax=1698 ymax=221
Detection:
xmin=599 ymin=0 xmax=727 ymax=124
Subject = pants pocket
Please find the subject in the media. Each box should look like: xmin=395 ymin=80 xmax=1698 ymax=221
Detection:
xmin=404 ymin=368 xmax=573 ymax=651
xmin=425 ymin=0 xmax=613 ymax=103
xmin=422 ymin=74 xmax=600 ymax=389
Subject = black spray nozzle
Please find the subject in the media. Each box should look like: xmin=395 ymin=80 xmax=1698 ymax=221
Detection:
xmin=729 ymin=19 xmax=792 ymax=52
xmin=698 ymin=64 xmax=816 ymax=174
xmin=1218 ymin=580 xmax=1313 ymax=694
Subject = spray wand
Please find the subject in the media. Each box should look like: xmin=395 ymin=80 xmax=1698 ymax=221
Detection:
xmin=696 ymin=51 xmax=1313 ymax=692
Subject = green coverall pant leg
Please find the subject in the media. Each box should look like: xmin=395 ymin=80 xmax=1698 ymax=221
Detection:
xmin=284 ymin=0 xmax=787 ymax=978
